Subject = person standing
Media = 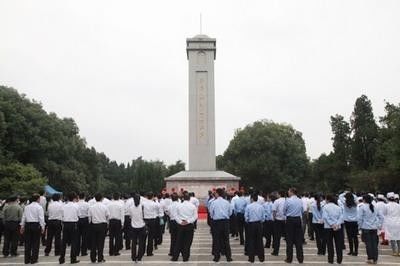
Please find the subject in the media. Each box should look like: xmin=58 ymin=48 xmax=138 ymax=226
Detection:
xmin=108 ymin=193 xmax=124 ymax=256
xmin=209 ymin=188 xmax=233 ymax=262
xmin=77 ymin=192 xmax=89 ymax=256
xmin=59 ymin=192 xmax=80 ymax=264
xmin=129 ymin=193 xmax=146 ymax=262
xmin=20 ymin=193 xmax=45 ymax=264
xmin=271 ymin=191 xmax=286 ymax=256
xmin=342 ymin=192 xmax=359 ymax=256
xmin=38 ymin=190 xmax=47 ymax=247
xmin=171 ymin=192 xmax=197 ymax=262
xmin=167 ymin=193 xmax=180 ymax=257
xmin=283 ymin=187 xmax=304 ymax=264
xmin=142 ymin=192 xmax=158 ymax=256
xmin=88 ymin=193 xmax=110 ymax=263
xmin=2 ymin=196 xmax=23 ymax=257
xmin=233 ymin=191 xmax=247 ymax=246
xmin=123 ymin=193 xmax=134 ymax=250
xmin=311 ymin=193 xmax=326 ymax=255
xmin=189 ymin=192 xmax=199 ymax=229
xmin=322 ymin=194 xmax=343 ymax=264
xmin=262 ymin=194 xmax=274 ymax=249
xmin=383 ymin=192 xmax=400 ymax=256
xmin=358 ymin=194 xmax=384 ymax=264
xmin=245 ymin=193 xmax=265 ymax=263
xmin=44 ymin=193 xmax=63 ymax=256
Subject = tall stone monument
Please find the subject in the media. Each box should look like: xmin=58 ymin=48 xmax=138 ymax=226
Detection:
xmin=165 ymin=34 xmax=240 ymax=200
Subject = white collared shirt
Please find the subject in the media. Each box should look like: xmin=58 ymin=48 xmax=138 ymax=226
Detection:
xmin=47 ymin=200 xmax=63 ymax=220
xmin=89 ymin=202 xmax=109 ymax=224
xmin=176 ymin=201 xmax=198 ymax=224
xmin=124 ymin=198 xmax=134 ymax=215
xmin=62 ymin=202 xmax=79 ymax=222
xmin=190 ymin=197 xmax=200 ymax=209
xmin=108 ymin=200 xmax=124 ymax=225
xmin=272 ymin=197 xmax=286 ymax=221
xmin=142 ymin=198 xmax=158 ymax=219
xmin=20 ymin=202 xmax=45 ymax=229
xmin=77 ymin=200 xmax=89 ymax=218
xmin=167 ymin=201 xmax=180 ymax=221
xmin=129 ymin=202 xmax=145 ymax=228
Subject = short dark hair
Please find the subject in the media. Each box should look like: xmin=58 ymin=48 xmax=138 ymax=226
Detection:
xmin=146 ymin=192 xmax=154 ymax=199
xmin=216 ymin=188 xmax=224 ymax=197
xmin=79 ymin=192 xmax=85 ymax=200
xmin=183 ymin=192 xmax=190 ymax=201
xmin=31 ymin=193 xmax=40 ymax=202
xmin=251 ymin=193 xmax=258 ymax=202
xmin=289 ymin=187 xmax=298 ymax=195
xmin=68 ymin=192 xmax=77 ymax=202
xmin=171 ymin=193 xmax=178 ymax=202
xmin=113 ymin=193 xmax=120 ymax=200
xmin=52 ymin=193 xmax=61 ymax=201
xmin=95 ymin=193 xmax=103 ymax=202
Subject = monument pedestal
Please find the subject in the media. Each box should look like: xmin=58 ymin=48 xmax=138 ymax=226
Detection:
xmin=165 ymin=171 xmax=240 ymax=201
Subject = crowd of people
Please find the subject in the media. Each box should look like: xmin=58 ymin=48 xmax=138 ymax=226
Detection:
xmin=0 ymin=187 xmax=399 ymax=265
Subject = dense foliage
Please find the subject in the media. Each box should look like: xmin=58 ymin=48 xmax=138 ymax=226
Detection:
xmin=217 ymin=120 xmax=310 ymax=192
xmin=0 ymin=86 xmax=184 ymax=198
xmin=310 ymin=95 xmax=400 ymax=193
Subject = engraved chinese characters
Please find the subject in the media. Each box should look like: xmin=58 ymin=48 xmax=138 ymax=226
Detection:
xmin=196 ymin=72 xmax=208 ymax=144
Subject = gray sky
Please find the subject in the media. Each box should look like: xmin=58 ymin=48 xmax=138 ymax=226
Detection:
xmin=1 ymin=0 xmax=399 ymax=165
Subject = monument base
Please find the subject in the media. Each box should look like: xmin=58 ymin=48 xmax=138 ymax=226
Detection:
xmin=165 ymin=170 xmax=240 ymax=202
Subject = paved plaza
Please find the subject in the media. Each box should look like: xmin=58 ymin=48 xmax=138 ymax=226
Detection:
xmin=1 ymin=220 xmax=400 ymax=265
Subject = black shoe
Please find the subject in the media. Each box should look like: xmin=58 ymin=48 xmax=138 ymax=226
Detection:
xmin=213 ymin=257 xmax=220 ymax=262
xmin=183 ymin=259 xmax=189 ymax=262
xmin=248 ymin=259 xmax=255 ymax=263
xmin=81 ymin=253 xmax=88 ymax=256
xmin=170 ymin=258 xmax=178 ymax=261
xmin=59 ymin=258 xmax=65 ymax=264
xmin=284 ymin=259 xmax=292 ymax=263
xmin=347 ymin=252 xmax=353 ymax=256
xmin=71 ymin=260 xmax=80 ymax=264
xmin=271 ymin=252 xmax=279 ymax=256
xmin=168 ymin=253 xmax=172 ymax=256
xmin=114 ymin=253 xmax=120 ymax=256
xmin=227 ymin=257 xmax=233 ymax=262
xmin=30 ymin=261 xmax=38 ymax=264
xmin=11 ymin=253 xmax=19 ymax=257
xmin=352 ymin=253 xmax=358 ymax=256
xmin=99 ymin=259 xmax=106 ymax=263
xmin=259 ymin=258 xmax=265 ymax=262
xmin=147 ymin=253 xmax=154 ymax=256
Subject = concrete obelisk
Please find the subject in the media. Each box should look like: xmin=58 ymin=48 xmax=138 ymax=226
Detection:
xmin=165 ymin=34 xmax=240 ymax=200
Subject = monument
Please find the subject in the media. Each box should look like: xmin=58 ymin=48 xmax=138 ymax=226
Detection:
xmin=165 ymin=34 xmax=240 ymax=200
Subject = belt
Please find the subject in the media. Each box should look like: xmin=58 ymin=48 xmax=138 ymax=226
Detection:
xmin=287 ymin=216 xmax=301 ymax=219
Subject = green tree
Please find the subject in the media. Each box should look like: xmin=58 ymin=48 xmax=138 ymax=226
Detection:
xmin=166 ymin=160 xmax=185 ymax=177
xmin=219 ymin=120 xmax=309 ymax=192
xmin=350 ymin=95 xmax=378 ymax=170
xmin=0 ymin=162 xmax=47 ymax=198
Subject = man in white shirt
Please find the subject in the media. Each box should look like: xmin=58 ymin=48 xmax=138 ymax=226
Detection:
xmin=44 ymin=193 xmax=63 ymax=256
xmin=142 ymin=192 xmax=158 ymax=256
xmin=167 ymin=193 xmax=180 ymax=256
xmin=20 ymin=193 xmax=45 ymax=264
xmin=272 ymin=191 xmax=286 ymax=256
xmin=123 ymin=193 xmax=134 ymax=250
xmin=77 ymin=192 xmax=89 ymax=256
xmin=189 ymin=192 xmax=200 ymax=230
xmin=171 ymin=192 xmax=198 ymax=262
xmin=107 ymin=193 xmax=124 ymax=256
xmin=59 ymin=192 xmax=80 ymax=264
xmin=88 ymin=193 xmax=110 ymax=263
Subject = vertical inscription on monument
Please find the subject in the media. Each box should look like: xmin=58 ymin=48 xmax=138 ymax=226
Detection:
xmin=196 ymin=71 xmax=208 ymax=145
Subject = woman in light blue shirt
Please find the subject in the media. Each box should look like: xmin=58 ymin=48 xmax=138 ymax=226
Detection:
xmin=343 ymin=192 xmax=359 ymax=256
xmin=322 ymin=194 xmax=343 ymax=264
xmin=311 ymin=193 xmax=326 ymax=256
xmin=358 ymin=194 xmax=384 ymax=265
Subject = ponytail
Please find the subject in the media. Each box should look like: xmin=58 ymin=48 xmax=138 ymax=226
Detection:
xmin=363 ymin=194 xmax=374 ymax=213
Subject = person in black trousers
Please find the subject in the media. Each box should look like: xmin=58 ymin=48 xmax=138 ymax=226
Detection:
xmin=89 ymin=193 xmax=110 ymax=263
xmin=262 ymin=193 xmax=274 ymax=249
xmin=234 ymin=192 xmax=246 ymax=246
xmin=108 ymin=193 xmax=124 ymax=256
xmin=123 ymin=193 xmax=133 ymax=250
xmin=311 ymin=194 xmax=326 ymax=255
xmin=77 ymin=192 xmax=89 ymax=256
xmin=283 ymin=188 xmax=304 ymax=264
xmin=59 ymin=192 xmax=80 ymax=264
xmin=209 ymin=188 xmax=233 ymax=262
xmin=128 ymin=193 xmax=146 ymax=262
xmin=3 ymin=196 xmax=23 ymax=257
xmin=322 ymin=194 xmax=343 ymax=264
xmin=20 ymin=194 xmax=45 ymax=264
xmin=271 ymin=191 xmax=286 ymax=256
xmin=245 ymin=193 xmax=265 ymax=263
xmin=44 ymin=193 xmax=62 ymax=256
xmin=171 ymin=192 xmax=197 ymax=262
xmin=167 ymin=193 xmax=179 ymax=256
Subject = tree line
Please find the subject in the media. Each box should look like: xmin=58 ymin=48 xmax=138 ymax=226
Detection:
xmin=217 ymin=95 xmax=400 ymax=194
xmin=0 ymin=86 xmax=184 ymax=198
xmin=1 ymin=85 xmax=399 ymax=197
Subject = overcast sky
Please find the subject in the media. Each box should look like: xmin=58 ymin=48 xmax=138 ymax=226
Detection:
xmin=1 ymin=0 xmax=399 ymax=165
